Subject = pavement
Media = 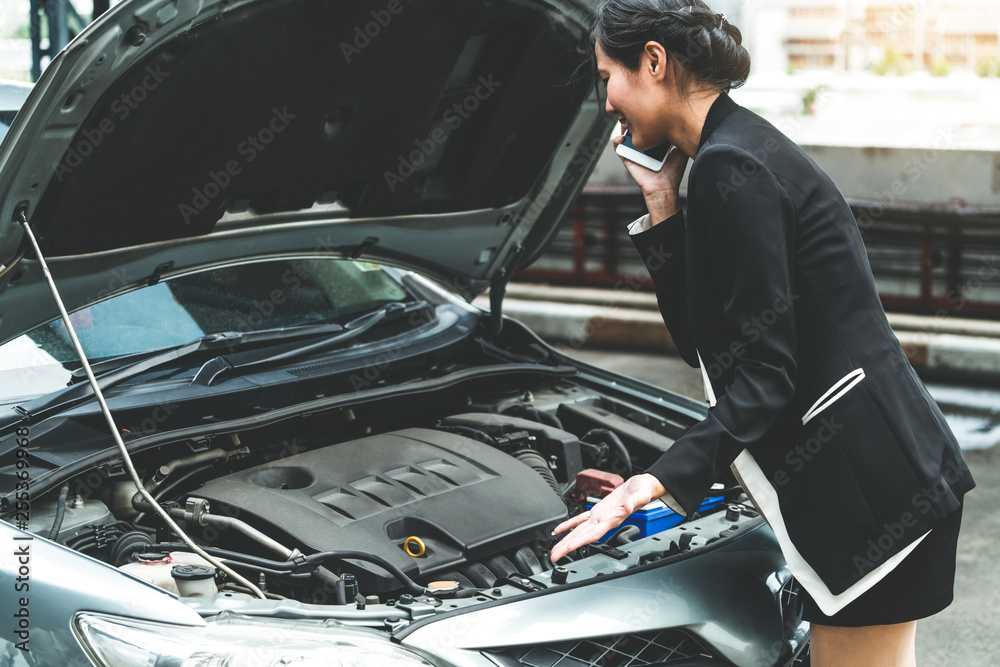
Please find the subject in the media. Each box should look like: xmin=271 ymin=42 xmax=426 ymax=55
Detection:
xmin=476 ymin=282 xmax=1000 ymax=384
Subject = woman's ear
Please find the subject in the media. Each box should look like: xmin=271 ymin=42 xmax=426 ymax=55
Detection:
xmin=642 ymin=40 xmax=671 ymax=83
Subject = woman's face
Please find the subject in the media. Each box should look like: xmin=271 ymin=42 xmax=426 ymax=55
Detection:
xmin=595 ymin=41 xmax=675 ymax=150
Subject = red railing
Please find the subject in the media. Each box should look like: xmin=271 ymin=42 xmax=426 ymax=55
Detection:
xmin=517 ymin=186 xmax=1000 ymax=318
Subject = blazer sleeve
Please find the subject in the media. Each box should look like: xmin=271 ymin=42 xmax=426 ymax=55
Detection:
xmin=642 ymin=144 xmax=799 ymax=517
xmin=629 ymin=209 xmax=699 ymax=368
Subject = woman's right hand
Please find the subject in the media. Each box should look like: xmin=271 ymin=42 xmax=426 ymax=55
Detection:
xmin=612 ymin=131 xmax=689 ymax=223
xmin=549 ymin=472 xmax=666 ymax=562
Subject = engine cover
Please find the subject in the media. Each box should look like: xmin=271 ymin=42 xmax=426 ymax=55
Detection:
xmin=194 ymin=428 xmax=567 ymax=592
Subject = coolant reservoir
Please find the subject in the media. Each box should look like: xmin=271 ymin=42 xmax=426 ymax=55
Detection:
xmin=119 ymin=551 xmax=216 ymax=596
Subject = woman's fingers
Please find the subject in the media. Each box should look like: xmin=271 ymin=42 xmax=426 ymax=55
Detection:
xmin=549 ymin=520 xmax=612 ymax=562
xmin=661 ymin=145 xmax=689 ymax=185
xmin=550 ymin=499 xmax=629 ymax=562
xmin=551 ymin=511 xmax=591 ymax=536
xmin=548 ymin=475 xmax=662 ymax=563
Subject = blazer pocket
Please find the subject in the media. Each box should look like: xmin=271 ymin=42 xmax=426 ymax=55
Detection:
xmin=801 ymin=367 xmax=866 ymax=425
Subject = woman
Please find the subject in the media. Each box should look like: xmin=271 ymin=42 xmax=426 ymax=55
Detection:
xmin=549 ymin=1 xmax=976 ymax=664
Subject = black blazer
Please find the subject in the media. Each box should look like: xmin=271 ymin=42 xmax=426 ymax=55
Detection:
xmin=630 ymin=92 xmax=975 ymax=608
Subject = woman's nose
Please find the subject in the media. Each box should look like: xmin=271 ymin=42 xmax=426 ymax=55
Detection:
xmin=605 ymin=97 xmax=616 ymax=115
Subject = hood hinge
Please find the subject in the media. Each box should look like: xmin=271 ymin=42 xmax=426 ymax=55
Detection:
xmin=349 ymin=236 xmax=379 ymax=259
xmin=487 ymin=242 xmax=524 ymax=339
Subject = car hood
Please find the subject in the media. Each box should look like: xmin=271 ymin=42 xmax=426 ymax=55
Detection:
xmin=0 ymin=0 xmax=613 ymax=345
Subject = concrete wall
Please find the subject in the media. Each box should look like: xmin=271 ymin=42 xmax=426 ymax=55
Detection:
xmin=588 ymin=130 xmax=1000 ymax=209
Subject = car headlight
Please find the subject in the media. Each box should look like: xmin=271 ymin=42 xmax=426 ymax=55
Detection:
xmin=74 ymin=612 xmax=436 ymax=667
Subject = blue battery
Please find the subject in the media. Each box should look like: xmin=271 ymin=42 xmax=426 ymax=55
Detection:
xmin=587 ymin=495 xmax=725 ymax=542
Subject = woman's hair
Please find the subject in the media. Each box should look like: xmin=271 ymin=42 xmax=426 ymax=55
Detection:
xmin=591 ymin=0 xmax=751 ymax=92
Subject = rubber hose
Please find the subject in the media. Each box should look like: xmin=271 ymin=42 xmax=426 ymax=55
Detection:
xmin=609 ymin=524 xmax=641 ymax=545
xmin=135 ymin=464 xmax=216 ymax=525
xmin=48 ymin=484 xmax=70 ymax=541
xmin=152 ymin=542 xmax=426 ymax=596
xmin=583 ymin=429 xmax=632 ymax=478
xmin=510 ymin=406 xmax=563 ymax=430
xmin=314 ymin=567 xmax=348 ymax=606
xmin=133 ymin=449 xmax=230 ymax=512
xmin=514 ymin=449 xmax=562 ymax=497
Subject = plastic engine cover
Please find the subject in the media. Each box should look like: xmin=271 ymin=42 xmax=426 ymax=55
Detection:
xmin=194 ymin=428 xmax=567 ymax=592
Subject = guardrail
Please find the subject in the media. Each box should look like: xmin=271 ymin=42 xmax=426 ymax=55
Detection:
xmin=516 ymin=186 xmax=1000 ymax=319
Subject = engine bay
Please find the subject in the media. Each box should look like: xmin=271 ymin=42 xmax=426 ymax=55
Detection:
xmin=9 ymin=364 xmax=763 ymax=627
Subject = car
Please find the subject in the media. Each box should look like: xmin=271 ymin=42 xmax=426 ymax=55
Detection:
xmin=0 ymin=0 xmax=810 ymax=665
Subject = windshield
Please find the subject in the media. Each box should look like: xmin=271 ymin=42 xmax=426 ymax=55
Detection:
xmin=0 ymin=258 xmax=410 ymax=402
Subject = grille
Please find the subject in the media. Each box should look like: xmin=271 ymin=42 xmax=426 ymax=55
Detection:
xmin=492 ymin=628 xmax=716 ymax=667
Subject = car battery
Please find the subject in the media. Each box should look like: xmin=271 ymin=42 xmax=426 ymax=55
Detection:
xmin=587 ymin=495 xmax=725 ymax=542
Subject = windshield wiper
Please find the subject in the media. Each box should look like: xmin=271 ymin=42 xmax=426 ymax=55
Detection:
xmin=192 ymin=300 xmax=432 ymax=386
xmin=69 ymin=323 xmax=348 ymax=383
xmin=1 ymin=325 xmax=347 ymax=433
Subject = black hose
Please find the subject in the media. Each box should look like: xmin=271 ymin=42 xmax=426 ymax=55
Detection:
xmin=152 ymin=542 xmax=426 ymax=596
xmin=452 ymin=587 xmax=488 ymax=598
xmin=582 ymin=429 xmax=632 ymax=478
xmin=134 ymin=464 xmax=216 ymax=525
xmin=48 ymin=484 xmax=70 ymax=541
xmin=314 ymin=567 xmax=348 ymax=606
xmin=153 ymin=448 xmax=230 ymax=487
xmin=608 ymin=524 xmax=641 ymax=545
xmin=435 ymin=424 xmax=496 ymax=447
xmin=513 ymin=449 xmax=562 ymax=497
xmin=505 ymin=406 xmax=563 ymax=430
xmin=132 ymin=448 xmax=231 ymax=517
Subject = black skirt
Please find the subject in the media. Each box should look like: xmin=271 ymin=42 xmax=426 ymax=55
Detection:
xmin=800 ymin=501 xmax=964 ymax=627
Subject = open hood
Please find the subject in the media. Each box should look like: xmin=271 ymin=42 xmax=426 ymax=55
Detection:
xmin=0 ymin=0 xmax=613 ymax=344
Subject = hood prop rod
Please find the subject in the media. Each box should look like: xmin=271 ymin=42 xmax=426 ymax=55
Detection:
xmin=13 ymin=207 xmax=266 ymax=599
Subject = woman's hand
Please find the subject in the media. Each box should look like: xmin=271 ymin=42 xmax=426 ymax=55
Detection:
xmin=549 ymin=473 xmax=667 ymax=562
xmin=612 ymin=131 xmax=689 ymax=223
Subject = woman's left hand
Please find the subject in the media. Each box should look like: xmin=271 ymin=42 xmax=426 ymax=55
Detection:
xmin=549 ymin=473 xmax=666 ymax=562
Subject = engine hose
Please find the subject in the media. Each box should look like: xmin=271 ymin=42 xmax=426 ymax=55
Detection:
xmin=608 ymin=524 xmax=641 ymax=545
xmin=314 ymin=567 xmax=348 ymax=606
xmin=134 ymin=464 xmax=216 ymax=525
xmin=504 ymin=406 xmax=563 ymax=430
xmin=48 ymin=484 xmax=71 ymax=541
xmin=452 ymin=587 xmax=487 ymax=598
xmin=152 ymin=542 xmax=427 ymax=596
xmin=436 ymin=424 xmax=496 ymax=447
xmin=132 ymin=449 xmax=233 ymax=515
xmin=582 ymin=429 xmax=632 ymax=478
xmin=513 ymin=449 xmax=562 ymax=497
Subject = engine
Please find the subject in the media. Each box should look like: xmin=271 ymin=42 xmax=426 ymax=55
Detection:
xmin=194 ymin=422 xmax=569 ymax=593
xmin=22 ymin=378 xmax=720 ymax=606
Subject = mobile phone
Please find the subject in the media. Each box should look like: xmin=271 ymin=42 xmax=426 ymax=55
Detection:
xmin=615 ymin=129 xmax=671 ymax=172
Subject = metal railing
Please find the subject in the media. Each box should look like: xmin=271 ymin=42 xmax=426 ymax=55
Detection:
xmin=516 ymin=186 xmax=1000 ymax=318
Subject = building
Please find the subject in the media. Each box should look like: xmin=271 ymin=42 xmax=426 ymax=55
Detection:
xmin=739 ymin=0 xmax=1000 ymax=74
